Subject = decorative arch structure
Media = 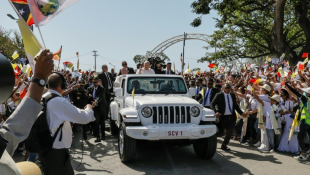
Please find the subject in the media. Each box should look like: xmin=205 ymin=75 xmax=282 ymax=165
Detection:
xmin=144 ymin=33 xmax=211 ymax=60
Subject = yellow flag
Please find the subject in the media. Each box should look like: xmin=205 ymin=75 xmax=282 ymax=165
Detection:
xmin=251 ymin=86 xmax=254 ymax=91
xmin=12 ymin=51 xmax=19 ymax=59
xmin=132 ymin=87 xmax=135 ymax=98
xmin=266 ymin=56 xmax=270 ymax=62
xmin=292 ymin=71 xmax=296 ymax=78
xmin=201 ymin=88 xmax=205 ymax=100
xmin=17 ymin=18 xmax=43 ymax=71
xmin=19 ymin=64 xmax=23 ymax=70
xmin=305 ymin=57 xmax=309 ymax=63
xmin=255 ymin=79 xmax=261 ymax=84
xmin=12 ymin=64 xmax=17 ymax=69
xmin=278 ymin=68 xmax=282 ymax=73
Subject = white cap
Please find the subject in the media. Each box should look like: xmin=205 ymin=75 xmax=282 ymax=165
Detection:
xmin=301 ymin=83 xmax=308 ymax=88
xmin=259 ymin=84 xmax=271 ymax=92
xmin=269 ymin=94 xmax=281 ymax=102
xmin=301 ymin=87 xmax=310 ymax=94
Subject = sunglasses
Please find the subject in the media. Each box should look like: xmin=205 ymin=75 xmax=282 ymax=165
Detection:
xmin=225 ymin=87 xmax=231 ymax=89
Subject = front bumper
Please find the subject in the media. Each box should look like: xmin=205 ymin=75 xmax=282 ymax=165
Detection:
xmin=126 ymin=124 xmax=216 ymax=140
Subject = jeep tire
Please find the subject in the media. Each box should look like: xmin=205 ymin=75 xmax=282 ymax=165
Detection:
xmin=118 ymin=122 xmax=136 ymax=162
xmin=193 ymin=134 xmax=217 ymax=159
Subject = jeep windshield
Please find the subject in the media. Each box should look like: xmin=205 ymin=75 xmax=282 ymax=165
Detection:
xmin=127 ymin=77 xmax=187 ymax=94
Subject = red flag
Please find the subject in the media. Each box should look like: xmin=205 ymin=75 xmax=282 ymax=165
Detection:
xmin=208 ymin=63 xmax=216 ymax=68
xmin=277 ymin=72 xmax=281 ymax=77
xmin=20 ymin=87 xmax=27 ymax=99
xmin=269 ymin=67 xmax=273 ymax=71
xmin=299 ymin=64 xmax=305 ymax=70
xmin=76 ymin=52 xmax=79 ymax=56
xmin=249 ymin=78 xmax=256 ymax=84
xmin=282 ymin=79 xmax=285 ymax=86
xmin=53 ymin=46 xmax=62 ymax=61
xmin=302 ymin=53 xmax=309 ymax=58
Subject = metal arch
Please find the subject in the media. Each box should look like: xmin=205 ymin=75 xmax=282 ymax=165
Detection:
xmin=144 ymin=33 xmax=211 ymax=60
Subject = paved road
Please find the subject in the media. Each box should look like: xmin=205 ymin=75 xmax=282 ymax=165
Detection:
xmin=13 ymin=129 xmax=310 ymax=175
xmin=66 ymin=130 xmax=310 ymax=175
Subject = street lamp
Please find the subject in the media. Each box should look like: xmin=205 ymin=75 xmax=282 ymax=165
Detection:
xmin=109 ymin=63 xmax=115 ymax=70
xmin=7 ymin=14 xmax=17 ymax=20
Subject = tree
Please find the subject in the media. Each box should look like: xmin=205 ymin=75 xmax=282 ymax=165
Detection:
xmin=190 ymin=0 xmax=310 ymax=64
xmin=0 ymin=26 xmax=25 ymax=62
xmin=133 ymin=51 xmax=170 ymax=64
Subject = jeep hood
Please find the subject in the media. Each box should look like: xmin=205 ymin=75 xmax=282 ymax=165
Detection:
xmin=125 ymin=96 xmax=200 ymax=107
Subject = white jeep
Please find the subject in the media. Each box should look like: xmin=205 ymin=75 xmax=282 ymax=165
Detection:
xmin=109 ymin=74 xmax=217 ymax=162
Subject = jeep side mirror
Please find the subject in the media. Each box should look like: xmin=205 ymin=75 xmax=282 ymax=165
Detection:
xmin=114 ymin=88 xmax=122 ymax=97
xmin=188 ymin=88 xmax=196 ymax=97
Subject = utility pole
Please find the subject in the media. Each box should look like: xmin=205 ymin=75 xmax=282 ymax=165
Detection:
xmin=182 ymin=32 xmax=187 ymax=73
xmin=92 ymin=50 xmax=98 ymax=72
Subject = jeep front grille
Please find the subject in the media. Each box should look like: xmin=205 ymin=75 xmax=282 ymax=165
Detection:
xmin=152 ymin=106 xmax=191 ymax=124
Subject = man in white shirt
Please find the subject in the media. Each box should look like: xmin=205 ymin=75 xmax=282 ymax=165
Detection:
xmin=136 ymin=61 xmax=155 ymax=74
xmin=39 ymin=73 xmax=95 ymax=175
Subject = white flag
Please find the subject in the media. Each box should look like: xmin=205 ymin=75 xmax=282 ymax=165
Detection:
xmin=28 ymin=0 xmax=79 ymax=26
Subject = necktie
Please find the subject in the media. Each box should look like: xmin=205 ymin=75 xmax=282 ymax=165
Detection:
xmin=106 ymin=73 xmax=112 ymax=89
xmin=196 ymin=87 xmax=200 ymax=95
xmin=202 ymin=89 xmax=210 ymax=106
xmin=94 ymin=88 xmax=97 ymax=99
xmin=227 ymin=95 xmax=233 ymax=113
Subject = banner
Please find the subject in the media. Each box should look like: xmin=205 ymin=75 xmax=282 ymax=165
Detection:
xmin=28 ymin=0 xmax=80 ymax=26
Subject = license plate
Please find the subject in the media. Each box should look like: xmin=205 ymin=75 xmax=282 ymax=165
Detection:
xmin=166 ymin=131 xmax=184 ymax=137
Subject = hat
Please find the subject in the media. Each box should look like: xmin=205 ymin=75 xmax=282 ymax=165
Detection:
xmin=301 ymin=83 xmax=308 ymax=88
xmin=301 ymin=87 xmax=310 ymax=94
xmin=16 ymin=162 xmax=41 ymax=175
xmin=259 ymin=84 xmax=271 ymax=92
xmin=269 ymin=94 xmax=281 ymax=102
xmin=215 ymin=83 xmax=222 ymax=88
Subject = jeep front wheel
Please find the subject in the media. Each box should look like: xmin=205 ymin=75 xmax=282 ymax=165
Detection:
xmin=118 ymin=122 xmax=136 ymax=162
xmin=193 ymin=134 xmax=217 ymax=159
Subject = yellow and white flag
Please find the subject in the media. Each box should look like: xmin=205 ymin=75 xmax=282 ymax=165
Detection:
xmin=17 ymin=18 xmax=43 ymax=72
xmin=12 ymin=51 xmax=19 ymax=59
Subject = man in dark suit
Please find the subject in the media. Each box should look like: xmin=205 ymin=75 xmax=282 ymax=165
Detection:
xmin=98 ymin=65 xmax=115 ymax=94
xmin=118 ymin=61 xmax=135 ymax=75
xmin=87 ymin=77 xmax=108 ymax=142
xmin=163 ymin=62 xmax=175 ymax=75
xmin=211 ymin=83 xmax=245 ymax=151
xmin=84 ymin=76 xmax=93 ymax=90
xmin=70 ymin=80 xmax=88 ymax=140
xmin=194 ymin=78 xmax=204 ymax=97
xmin=195 ymin=78 xmax=219 ymax=109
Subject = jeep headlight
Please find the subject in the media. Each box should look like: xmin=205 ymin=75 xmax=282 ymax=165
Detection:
xmin=141 ymin=107 xmax=152 ymax=118
xmin=190 ymin=106 xmax=200 ymax=117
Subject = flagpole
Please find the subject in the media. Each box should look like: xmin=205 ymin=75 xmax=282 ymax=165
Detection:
xmin=37 ymin=26 xmax=46 ymax=49
xmin=7 ymin=0 xmax=23 ymax=19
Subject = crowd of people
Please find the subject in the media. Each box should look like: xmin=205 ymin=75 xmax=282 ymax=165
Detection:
xmin=1 ymin=53 xmax=310 ymax=174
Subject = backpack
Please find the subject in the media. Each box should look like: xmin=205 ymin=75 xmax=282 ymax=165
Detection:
xmin=25 ymin=93 xmax=64 ymax=153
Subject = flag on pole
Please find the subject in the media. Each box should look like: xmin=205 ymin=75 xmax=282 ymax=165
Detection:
xmin=53 ymin=46 xmax=62 ymax=61
xmin=76 ymin=52 xmax=79 ymax=71
xmin=20 ymin=86 xmax=27 ymax=99
xmin=63 ymin=61 xmax=73 ymax=68
xmin=180 ymin=53 xmax=183 ymax=63
xmin=28 ymin=0 xmax=79 ymax=26
xmin=12 ymin=51 xmax=19 ymax=59
xmin=10 ymin=0 xmax=34 ymax=26
xmin=302 ymin=52 xmax=309 ymax=58
xmin=208 ymin=63 xmax=216 ymax=68
xmin=17 ymin=18 xmax=43 ymax=72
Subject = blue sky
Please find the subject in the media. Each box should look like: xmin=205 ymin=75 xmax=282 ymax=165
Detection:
xmin=0 ymin=0 xmax=218 ymax=72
